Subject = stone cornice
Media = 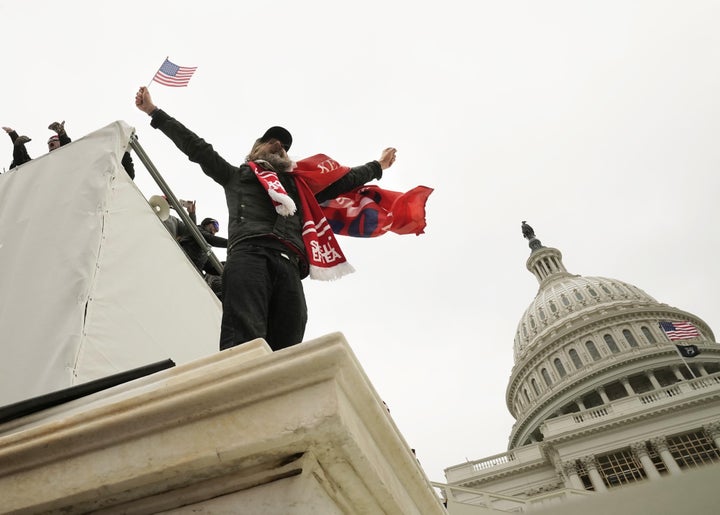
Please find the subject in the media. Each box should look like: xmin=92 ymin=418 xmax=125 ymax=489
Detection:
xmin=542 ymin=391 xmax=720 ymax=447
xmin=0 ymin=334 xmax=445 ymax=514
xmin=455 ymin=458 xmax=549 ymax=487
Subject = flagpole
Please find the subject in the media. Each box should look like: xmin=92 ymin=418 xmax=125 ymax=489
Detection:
xmin=659 ymin=321 xmax=700 ymax=379
xmin=672 ymin=343 xmax=698 ymax=379
xmin=147 ymin=56 xmax=168 ymax=88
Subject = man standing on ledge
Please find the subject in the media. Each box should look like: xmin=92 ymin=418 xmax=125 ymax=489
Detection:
xmin=135 ymin=86 xmax=397 ymax=352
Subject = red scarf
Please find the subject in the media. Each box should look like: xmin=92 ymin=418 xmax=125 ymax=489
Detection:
xmin=248 ymin=154 xmax=432 ymax=280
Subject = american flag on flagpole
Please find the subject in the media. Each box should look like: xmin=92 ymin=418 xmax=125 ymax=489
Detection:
xmin=152 ymin=58 xmax=197 ymax=87
xmin=659 ymin=321 xmax=701 ymax=341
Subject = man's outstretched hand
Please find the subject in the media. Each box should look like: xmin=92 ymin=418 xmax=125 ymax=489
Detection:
xmin=135 ymin=87 xmax=157 ymax=115
xmin=378 ymin=147 xmax=397 ymax=170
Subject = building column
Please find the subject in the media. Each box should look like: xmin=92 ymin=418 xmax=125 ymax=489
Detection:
xmin=630 ymin=442 xmax=661 ymax=480
xmin=703 ymin=422 xmax=720 ymax=449
xmin=581 ymin=456 xmax=607 ymax=492
xmin=597 ymin=387 xmax=610 ymax=404
xmin=671 ymin=366 xmax=685 ymax=381
xmin=620 ymin=377 xmax=634 ymax=396
xmin=576 ymin=398 xmax=586 ymax=411
xmin=646 ymin=371 xmax=662 ymax=390
xmin=562 ymin=461 xmax=585 ymax=490
xmin=697 ymin=364 xmax=708 ymax=376
xmin=650 ymin=437 xmax=681 ymax=475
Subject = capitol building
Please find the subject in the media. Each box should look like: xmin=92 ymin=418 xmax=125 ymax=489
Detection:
xmin=439 ymin=224 xmax=720 ymax=513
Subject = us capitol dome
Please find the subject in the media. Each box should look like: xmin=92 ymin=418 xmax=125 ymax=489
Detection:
xmin=506 ymin=222 xmax=715 ymax=449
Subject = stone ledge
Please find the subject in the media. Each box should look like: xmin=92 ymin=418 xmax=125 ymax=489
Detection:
xmin=0 ymin=332 xmax=445 ymax=514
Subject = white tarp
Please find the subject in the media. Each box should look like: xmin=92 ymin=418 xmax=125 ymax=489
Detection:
xmin=0 ymin=121 xmax=220 ymax=406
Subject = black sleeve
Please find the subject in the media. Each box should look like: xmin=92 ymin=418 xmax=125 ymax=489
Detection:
xmin=150 ymin=109 xmax=236 ymax=186
xmin=315 ymin=161 xmax=383 ymax=203
xmin=203 ymin=233 xmax=228 ymax=248
xmin=121 ymin=152 xmax=135 ymax=180
xmin=59 ymin=134 xmax=72 ymax=147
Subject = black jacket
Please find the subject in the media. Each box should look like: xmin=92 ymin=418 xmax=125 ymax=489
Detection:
xmin=149 ymin=109 xmax=382 ymax=277
xmin=6 ymin=130 xmax=31 ymax=169
xmin=180 ymin=225 xmax=228 ymax=273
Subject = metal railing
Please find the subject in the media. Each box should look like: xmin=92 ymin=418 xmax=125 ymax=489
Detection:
xmin=129 ymin=135 xmax=224 ymax=275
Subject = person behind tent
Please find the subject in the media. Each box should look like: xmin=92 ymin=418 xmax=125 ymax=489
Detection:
xmin=48 ymin=121 xmax=136 ymax=179
xmin=2 ymin=120 xmax=70 ymax=170
xmin=179 ymin=216 xmax=228 ymax=274
xmin=47 ymin=121 xmax=71 ymax=151
xmin=162 ymin=199 xmax=196 ymax=241
xmin=2 ymin=126 xmax=32 ymax=169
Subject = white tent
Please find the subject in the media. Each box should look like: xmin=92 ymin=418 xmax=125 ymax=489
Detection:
xmin=0 ymin=121 xmax=220 ymax=406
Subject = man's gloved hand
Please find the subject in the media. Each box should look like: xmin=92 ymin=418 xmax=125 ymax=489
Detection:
xmin=48 ymin=121 xmax=66 ymax=135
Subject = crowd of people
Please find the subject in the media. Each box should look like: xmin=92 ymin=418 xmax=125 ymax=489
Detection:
xmin=1 ymin=88 xmax=418 ymax=357
xmin=2 ymin=120 xmax=135 ymax=178
xmin=2 ymin=121 xmax=70 ymax=170
xmin=1 ymin=117 xmax=226 ymax=301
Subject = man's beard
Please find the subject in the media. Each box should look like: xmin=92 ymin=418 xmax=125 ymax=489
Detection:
xmin=251 ymin=150 xmax=294 ymax=173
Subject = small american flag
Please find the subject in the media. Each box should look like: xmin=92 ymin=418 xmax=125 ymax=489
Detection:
xmin=152 ymin=58 xmax=197 ymax=87
xmin=659 ymin=321 xmax=701 ymax=341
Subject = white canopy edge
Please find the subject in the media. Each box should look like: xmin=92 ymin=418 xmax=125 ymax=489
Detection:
xmin=0 ymin=121 xmax=220 ymax=406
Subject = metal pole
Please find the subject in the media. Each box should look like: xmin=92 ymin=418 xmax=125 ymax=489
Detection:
xmin=673 ymin=345 xmax=698 ymax=379
xmin=128 ymin=134 xmax=224 ymax=275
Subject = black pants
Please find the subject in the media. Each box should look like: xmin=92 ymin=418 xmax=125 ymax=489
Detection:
xmin=219 ymin=244 xmax=307 ymax=351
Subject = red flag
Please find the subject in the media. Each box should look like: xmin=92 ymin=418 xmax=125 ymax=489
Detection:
xmin=290 ymin=153 xmax=433 ymax=238
xmin=322 ymin=185 xmax=433 ymax=237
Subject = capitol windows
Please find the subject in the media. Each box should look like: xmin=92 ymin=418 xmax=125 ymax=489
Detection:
xmin=623 ymin=329 xmax=639 ymax=348
xmin=554 ymin=358 xmax=567 ymax=377
xmin=604 ymin=334 xmax=620 ymax=354
xmin=596 ymin=449 xmax=646 ymax=488
xmin=573 ymin=289 xmax=584 ymax=301
xmin=561 ymin=294 xmax=570 ymax=307
xmin=641 ymin=326 xmax=657 ymax=344
xmin=705 ymin=362 xmax=720 ymax=375
xmin=667 ymin=430 xmax=720 ymax=469
xmin=569 ymin=348 xmax=583 ymax=369
xmin=655 ymin=368 xmax=678 ymax=387
xmin=600 ymin=283 xmax=613 ymax=296
xmin=585 ymin=340 xmax=601 ymax=361
xmin=612 ymin=282 xmax=627 ymax=296
xmin=523 ymin=388 xmax=530 ymax=404
xmin=538 ymin=307 xmax=546 ymax=321
xmin=605 ymin=381 xmax=628 ymax=401
xmin=549 ymin=300 xmax=558 ymax=313
xmin=531 ymin=378 xmax=540 ymax=396
xmin=587 ymin=286 xmax=598 ymax=297
xmin=628 ymin=374 xmax=654 ymax=394
xmin=541 ymin=367 xmax=552 ymax=386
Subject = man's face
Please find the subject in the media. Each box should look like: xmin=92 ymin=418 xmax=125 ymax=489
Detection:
xmin=48 ymin=139 xmax=60 ymax=151
xmin=249 ymin=138 xmax=293 ymax=172
xmin=205 ymin=222 xmax=219 ymax=234
xmin=256 ymin=138 xmax=288 ymax=159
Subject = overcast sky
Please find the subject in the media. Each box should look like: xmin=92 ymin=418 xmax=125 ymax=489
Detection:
xmin=3 ymin=0 xmax=720 ymax=484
